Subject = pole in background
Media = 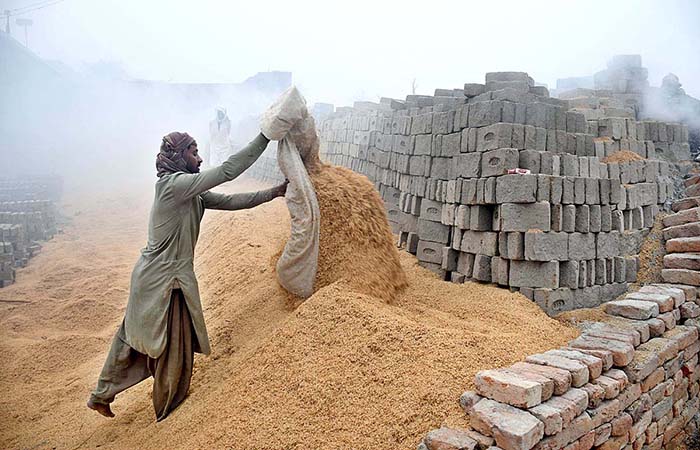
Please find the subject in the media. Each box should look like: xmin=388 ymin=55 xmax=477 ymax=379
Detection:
xmin=4 ymin=10 xmax=10 ymax=34
xmin=16 ymin=18 xmax=32 ymax=47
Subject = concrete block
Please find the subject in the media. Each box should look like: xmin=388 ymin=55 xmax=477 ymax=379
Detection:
xmin=551 ymin=205 xmax=563 ymax=232
xmin=457 ymin=252 xmax=475 ymax=277
xmin=484 ymin=177 xmax=497 ymax=204
xmin=562 ymin=177 xmax=575 ymax=204
xmin=420 ymin=199 xmax=443 ymax=222
xmin=470 ymin=205 xmax=493 ymax=231
xmin=569 ymin=232 xmax=596 ymax=260
xmin=442 ymin=246 xmax=459 ymax=271
xmin=468 ymin=100 xmax=503 ymax=128
xmin=455 ymin=205 xmax=471 ymax=230
xmin=481 ymin=148 xmax=519 ymax=177
xmin=575 ymin=205 xmax=590 ymax=233
xmin=491 ymin=256 xmax=510 ymax=286
xmin=562 ymin=205 xmax=576 ymax=232
xmin=417 ymin=240 xmax=443 ymax=264
xmin=473 ymin=254 xmax=492 ymax=282
xmin=537 ymin=175 xmax=551 ymax=202
xmin=597 ymin=232 xmax=621 ymax=259
xmin=589 ymin=205 xmax=602 ymax=233
xmin=505 ymin=232 xmax=525 ymax=260
xmin=574 ymin=177 xmax=586 ymax=205
xmin=585 ymin=178 xmax=600 ymax=204
xmin=519 ymin=150 xmax=541 ymax=173
xmin=560 ymin=261 xmax=580 ymax=288
xmin=477 ymin=123 xmax=513 ymax=151
xmin=509 ymin=260 xmax=560 ymax=289
xmin=499 ymin=202 xmax=551 ymax=232
xmin=418 ymin=218 xmax=450 ymax=244
xmin=496 ymin=174 xmax=538 ymax=203
xmin=461 ymin=231 xmax=499 ymax=256
xmin=525 ymin=231 xmax=569 ymax=261
xmin=461 ymin=179 xmax=477 ymax=205
xmin=533 ymin=288 xmax=575 ymax=316
xmin=550 ymin=176 xmax=563 ymax=204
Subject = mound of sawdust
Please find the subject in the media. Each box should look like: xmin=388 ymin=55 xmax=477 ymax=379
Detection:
xmin=310 ymin=164 xmax=407 ymax=301
xmin=0 ymin=182 xmax=579 ymax=450
xmin=602 ymin=150 xmax=644 ymax=163
xmin=557 ymin=307 xmax=610 ymax=325
xmin=634 ymin=212 xmax=667 ymax=286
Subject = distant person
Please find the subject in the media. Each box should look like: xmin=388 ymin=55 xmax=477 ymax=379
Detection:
xmin=87 ymin=126 xmax=288 ymax=421
xmin=206 ymin=107 xmax=233 ymax=166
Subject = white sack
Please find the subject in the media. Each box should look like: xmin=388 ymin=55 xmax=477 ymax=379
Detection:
xmin=260 ymin=86 xmax=307 ymax=141
xmin=275 ymin=138 xmax=320 ymax=298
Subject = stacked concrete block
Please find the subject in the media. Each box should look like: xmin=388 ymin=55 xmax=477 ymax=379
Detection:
xmin=0 ymin=240 xmax=15 ymax=287
xmin=419 ymin=284 xmax=700 ymax=450
xmin=244 ymin=143 xmax=287 ymax=185
xmin=593 ymin=55 xmax=649 ymax=115
xmin=315 ymin=70 xmax=689 ymax=310
xmin=0 ymin=176 xmax=61 ymax=287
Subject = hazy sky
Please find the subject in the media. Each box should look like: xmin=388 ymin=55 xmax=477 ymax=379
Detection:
xmin=2 ymin=0 xmax=699 ymax=105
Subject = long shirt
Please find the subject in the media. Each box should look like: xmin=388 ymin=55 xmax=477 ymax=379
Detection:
xmin=123 ymin=133 xmax=274 ymax=358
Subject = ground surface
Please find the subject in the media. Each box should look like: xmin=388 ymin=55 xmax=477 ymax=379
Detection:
xmin=0 ymin=178 xmax=578 ymax=450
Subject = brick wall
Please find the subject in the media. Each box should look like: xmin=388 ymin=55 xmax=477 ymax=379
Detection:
xmin=420 ymin=284 xmax=700 ymax=450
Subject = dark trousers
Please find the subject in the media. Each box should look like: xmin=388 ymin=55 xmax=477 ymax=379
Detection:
xmin=89 ymin=289 xmax=194 ymax=421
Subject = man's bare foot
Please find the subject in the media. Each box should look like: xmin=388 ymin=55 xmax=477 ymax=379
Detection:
xmin=87 ymin=398 xmax=115 ymax=418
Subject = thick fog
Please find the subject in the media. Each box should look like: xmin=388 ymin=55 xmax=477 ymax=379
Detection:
xmin=1 ymin=0 xmax=699 ymax=187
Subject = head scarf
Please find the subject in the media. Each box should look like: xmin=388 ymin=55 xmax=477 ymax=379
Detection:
xmin=156 ymin=132 xmax=196 ymax=178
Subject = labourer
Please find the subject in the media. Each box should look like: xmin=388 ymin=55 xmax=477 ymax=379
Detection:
xmin=206 ymin=107 xmax=233 ymax=166
xmin=87 ymin=127 xmax=289 ymax=421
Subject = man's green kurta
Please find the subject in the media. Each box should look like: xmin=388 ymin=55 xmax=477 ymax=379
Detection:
xmin=124 ymin=134 xmax=274 ymax=358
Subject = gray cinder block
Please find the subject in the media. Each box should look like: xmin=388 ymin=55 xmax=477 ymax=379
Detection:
xmin=534 ymin=288 xmax=574 ymax=316
xmin=457 ymin=251 xmax=475 ymax=277
xmin=509 ymin=260 xmax=560 ymax=289
xmin=441 ymin=246 xmax=459 ymax=271
xmin=455 ymin=153 xmax=482 ymax=178
xmin=575 ymin=205 xmax=590 ymax=233
xmin=495 ymin=174 xmax=538 ymax=203
xmin=568 ymin=232 xmax=596 ymax=260
xmin=519 ymin=149 xmax=541 ymax=173
xmin=560 ymin=261 xmax=580 ymax=289
xmin=499 ymin=202 xmax=551 ymax=232
xmin=418 ymin=218 xmax=450 ymax=244
xmin=585 ymin=178 xmax=600 ymax=204
xmin=420 ymin=199 xmax=443 ymax=222
xmin=460 ymin=230 xmax=499 ymax=256
xmin=524 ymin=231 xmax=569 ymax=261
xmin=480 ymin=148 xmax=519 ymax=177
xmin=473 ymin=254 xmax=492 ymax=282
xmin=574 ymin=177 xmax=586 ymax=205
xmin=468 ymin=100 xmax=503 ymax=128
xmin=470 ymin=205 xmax=493 ymax=231
xmin=477 ymin=123 xmax=513 ymax=151
xmin=596 ymin=232 xmax=621 ymax=259
xmin=551 ymin=204 xmax=563 ymax=232
xmin=589 ymin=205 xmax=602 ymax=233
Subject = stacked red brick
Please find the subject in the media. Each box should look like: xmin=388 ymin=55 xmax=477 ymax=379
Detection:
xmin=317 ymin=69 xmax=689 ymax=316
xmin=0 ymin=176 xmax=60 ymax=287
xmin=420 ymin=284 xmax=700 ymax=450
xmin=661 ymin=176 xmax=700 ymax=288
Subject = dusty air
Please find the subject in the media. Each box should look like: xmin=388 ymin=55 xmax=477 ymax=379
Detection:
xmin=1 ymin=1 xmax=700 ymax=449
